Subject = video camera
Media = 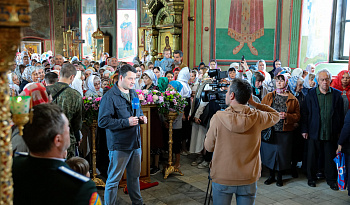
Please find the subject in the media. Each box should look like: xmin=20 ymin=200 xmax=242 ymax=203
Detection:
xmin=201 ymin=69 xmax=229 ymax=109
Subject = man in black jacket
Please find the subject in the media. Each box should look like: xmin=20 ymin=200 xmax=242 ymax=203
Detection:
xmin=13 ymin=103 xmax=101 ymax=205
xmin=98 ymin=64 xmax=147 ymax=205
xmin=301 ymin=68 xmax=344 ymax=190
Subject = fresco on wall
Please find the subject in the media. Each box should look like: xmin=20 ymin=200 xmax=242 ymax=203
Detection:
xmin=117 ymin=10 xmax=136 ymax=60
xmin=215 ymin=0 xmax=277 ymax=61
xmin=140 ymin=0 xmax=149 ymax=25
xmin=98 ymin=0 xmax=114 ymax=27
xmin=299 ymin=0 xmax=333 ymax=69
xmin=22 ymin=0 xmax=50 ymax=39
xmin=82 ymin=15 xmax=96 ymax=58
xmin=66 ymin=0 xmax=80 ymax=29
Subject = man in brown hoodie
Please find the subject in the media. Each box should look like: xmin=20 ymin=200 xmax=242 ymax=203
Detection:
xmin=204 ymin=78 xmax=279 ymax=205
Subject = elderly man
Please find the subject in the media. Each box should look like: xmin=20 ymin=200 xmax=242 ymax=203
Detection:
xmin=12 ymin=103 xmax=101 ymax=205
xmin=301 ymin=68 xmax=344 ymax=190
xmin=54 ymin=54 xmax=64 ymax=66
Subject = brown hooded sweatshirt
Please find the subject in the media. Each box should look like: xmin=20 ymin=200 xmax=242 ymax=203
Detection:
xmin=204 ymin=103 xmax=279 ymax=186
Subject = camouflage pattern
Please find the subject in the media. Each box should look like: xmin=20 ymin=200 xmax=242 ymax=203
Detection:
xmin=46 ymin=82 xmax=82 ymax=158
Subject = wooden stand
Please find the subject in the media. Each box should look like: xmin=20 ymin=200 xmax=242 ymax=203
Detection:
xmin=164 ymin=111 xmax=184 ymax=179
xmin=90 ymin=120 xmax=105 ymax=187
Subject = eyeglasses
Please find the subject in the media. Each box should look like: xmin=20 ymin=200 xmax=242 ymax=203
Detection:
xmin=94 ymin=83 xmax=100 ymax=86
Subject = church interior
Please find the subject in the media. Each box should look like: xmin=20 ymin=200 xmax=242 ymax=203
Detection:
xmin=2 ymin=0 xmax=350 ymax=204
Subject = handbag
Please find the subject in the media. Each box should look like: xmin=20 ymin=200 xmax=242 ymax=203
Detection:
xmin=261 ymin=127 xmax=274 ymax=143
xmin=333 ymin=152 xmax=346 ymax=190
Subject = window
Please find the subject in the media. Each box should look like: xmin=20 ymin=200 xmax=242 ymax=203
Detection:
xmin=340 ymin=0 xmax=350 ymax=58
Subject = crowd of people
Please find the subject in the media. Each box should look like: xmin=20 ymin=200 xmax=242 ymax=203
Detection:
xmin=8 ymin=49 xmax=350 ymax=204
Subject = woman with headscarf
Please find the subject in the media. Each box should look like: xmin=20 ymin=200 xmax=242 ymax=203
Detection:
xmin=301 ymin=73 xmax=316 ymax=96
xmin=157 ymin=77 xmax=169 ymax=92
xmin=261 ymin=74 xmax=300 ymax=187
xmin=291 ymin=68 xmax=303 ymax=78
xmin=269 ymin=59 xmax=282 ymax=79
xmin=19 ymin=66 xmax=39 ymax=93
xmin=70 ymin=70 xmax=83 ymax=97
xmin=288 ymin=75 xmax=306 ymax=178
xmin=305 ymin=64 xmax=316 ymax=74
xmin=176 ymin=67 xmax=192 ymax=155
xmin=331 ymin=70 xmax=350 ymax=114
xmin=12 ymin=82 xmax=50 ymax=153
xmin=85 ymin=75 xmax=102 ymax=97
xmin=256 ymin=59 xmax=274 ymax=92
xmin=142 ymin=69 xmax=158 ymax=90
xmin=251 ymin=71 xmax=268 ymax=101
xmin=8 ymin=72 xmax=20 ymax=96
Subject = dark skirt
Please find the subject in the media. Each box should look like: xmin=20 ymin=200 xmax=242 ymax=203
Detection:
xmin=261 ymin=131 xmax=293 ymax=171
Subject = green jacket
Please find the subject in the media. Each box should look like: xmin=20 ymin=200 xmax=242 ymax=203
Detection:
xmin=46 ymin=82 xmax=83 ymax=143
xmin=13 ymin=155 xmax=101 ymax=205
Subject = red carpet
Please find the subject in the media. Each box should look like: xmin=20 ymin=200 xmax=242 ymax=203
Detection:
xmin=123 ymin=180 xmax=159 ymax=194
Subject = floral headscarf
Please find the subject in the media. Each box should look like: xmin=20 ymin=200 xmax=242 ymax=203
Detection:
xmin=20 ymin=83 xmax=49 ymax=107
xmin=21 ymin=66 xmax=38 ymax=83
xmin=14 ymin=65 xmax=22 ymax=81
xmin=157 ymin=77 xmax=169 ymax=92
xmin=288 ymin=76 xmax=303 ymax=96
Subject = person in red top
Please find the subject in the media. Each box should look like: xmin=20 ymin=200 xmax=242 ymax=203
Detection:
xmin=331 ymin=70 xmax=350 ymax=113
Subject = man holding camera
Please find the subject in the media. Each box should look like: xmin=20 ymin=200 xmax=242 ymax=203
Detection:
xmin=204 ymin=78 xmax=279 ymax=205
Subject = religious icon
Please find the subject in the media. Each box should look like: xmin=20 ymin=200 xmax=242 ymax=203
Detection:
xmin=85 ymin=17 xmax=94 ymax=53
xmin=120 ymin=14 xmax=133 ymax=57
xmin=228 ymin=0 xmax=264 ymax=56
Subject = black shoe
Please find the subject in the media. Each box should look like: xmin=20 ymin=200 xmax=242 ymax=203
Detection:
xmin=264 ymin=176 xmax=276 ymax=185
xmin=276 ymin=178 xmax=283 ymax=187
xmin=291 ymin=169 xmax=299 ymax=178
xmin=150 ymin=167 xmax=160 ymax=175
xmin=308 ymin=180 xmax=316 ymax=187
xmin=328 ymin=182 xmax=339 ymax=191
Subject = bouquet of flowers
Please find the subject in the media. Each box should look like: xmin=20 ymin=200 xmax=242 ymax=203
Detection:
xmin=158 ymin=89 xmax=187 ymax=114
xmin=136 ymin=89 xmax=163 ymax=105
xmin=82 ymin=96 xmax=102 ymax=126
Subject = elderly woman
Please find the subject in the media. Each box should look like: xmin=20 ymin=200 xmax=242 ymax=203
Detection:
xmin=302 ymin=73 xmax=316 ymax=96
xmin=331 ymin=70 xmax=350 ymax=114
xmin=305 ymin=64 xmax=316 ymax=74
xmin=142 ymin=69 xmax=158 ymax=90
xmin=85 ymin=75 xmax=102 ymax=97
xmin=261 ymin=74 xmax=300 ymax=187
xmin=19 ymin=66 xmax=39 ymax=93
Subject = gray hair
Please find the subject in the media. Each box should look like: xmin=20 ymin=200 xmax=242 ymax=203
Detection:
xmin=316 ymin=68 xmax=332 ymax=82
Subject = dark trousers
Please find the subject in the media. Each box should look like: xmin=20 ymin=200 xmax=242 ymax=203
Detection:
xmin=307 ymin=139 xmax=337 ymax=183
xmin=345 ymin=153 xmax=350 ymax=195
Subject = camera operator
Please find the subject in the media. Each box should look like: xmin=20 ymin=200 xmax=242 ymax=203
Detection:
xmin=204 ymin=78 xmax=279 ymax=205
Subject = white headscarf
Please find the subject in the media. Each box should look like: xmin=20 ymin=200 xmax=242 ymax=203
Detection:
xmin=305 ymin=64 xmax=315 ymax=74
xmin=70 ymin=71 xmax=83 ymax=96
xmin=22 ymin=66 xmax=38 ymax=83
xmin=177 ymin=67 xmax=191 ymax=98
xmin=87 ymin=75 xmax=100 ymax=93
xmin=143 ymin=69 xmax=157 ymax=85
xmin=291 ymin=68 xmax=303 ymax=78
